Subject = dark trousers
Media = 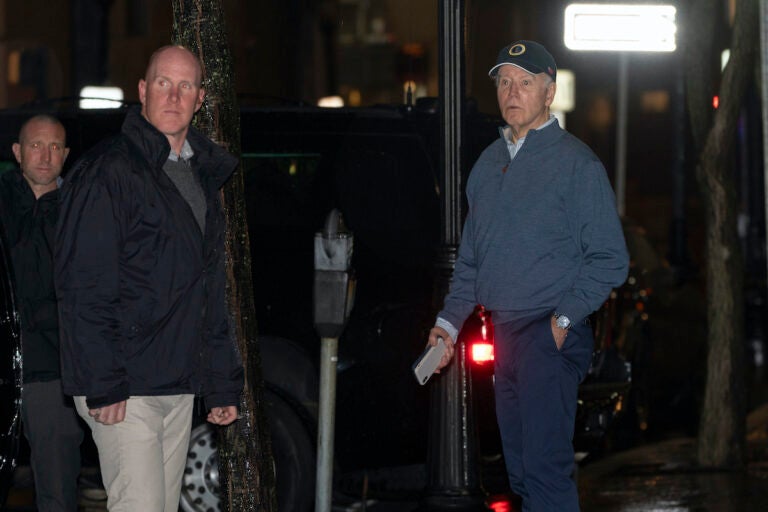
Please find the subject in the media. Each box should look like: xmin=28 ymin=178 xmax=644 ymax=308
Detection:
xmin=21 ymin=379 xmax=84 ymax=512
xmin=493 ymin=315 xmax=593 ymax=512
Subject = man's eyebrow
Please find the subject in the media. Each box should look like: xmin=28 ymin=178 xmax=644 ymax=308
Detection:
xmin=25 ymin=139 xmax=66 ymax=144
xmin=154 ymin=74 xmax=197 ymax=84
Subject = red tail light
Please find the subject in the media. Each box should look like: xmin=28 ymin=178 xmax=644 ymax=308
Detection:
xmin=471 ymin=342 xmax=494 ymax=364
xmin=469 ymin=306 xmax=495 ymax=365
xmin=487 ymin=497 xmax=513 ymax=512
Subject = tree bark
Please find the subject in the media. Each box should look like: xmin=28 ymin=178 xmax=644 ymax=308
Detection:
xmin=682 ymin=0 xmax=758 ymax=468
xmin=171 ymin=1 xmax=277 ymax=509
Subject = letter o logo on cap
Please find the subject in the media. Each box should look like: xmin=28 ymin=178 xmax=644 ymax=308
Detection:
xmin=509 ymin=44 xmax=526 ymax=56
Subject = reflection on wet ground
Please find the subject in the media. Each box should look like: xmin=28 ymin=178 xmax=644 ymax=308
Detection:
xmin=578 ymin=404 xmax=768 ymax=511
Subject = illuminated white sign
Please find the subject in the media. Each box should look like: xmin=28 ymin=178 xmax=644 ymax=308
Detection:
xmin=552 ymin=69 xmax=575 ymax=113
xmin=564 ymin=3 xmax=676 ymax=52
xmin=79 ymin=86 xmax=124 ymax=109
xmin=318 ymin=95 xmax=344 ymax=108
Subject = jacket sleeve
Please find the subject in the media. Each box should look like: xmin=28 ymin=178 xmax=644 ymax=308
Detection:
xmin=437 ymin=210 xmax=480 ymax=336
xmin=55 ymin=161 xmax=130 ymax=408
xmin=201 ymin=198 xmax=244 ymax=411
xmin=556 ymin=159 xmax=629 ymax=324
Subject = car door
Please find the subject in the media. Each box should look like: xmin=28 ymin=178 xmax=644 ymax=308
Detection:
xmin=0 ymin=219 xmax=22 ymax=506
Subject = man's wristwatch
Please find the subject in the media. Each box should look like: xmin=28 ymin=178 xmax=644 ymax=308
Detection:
xmin=553 ymin=313 xmax=571 ymax=330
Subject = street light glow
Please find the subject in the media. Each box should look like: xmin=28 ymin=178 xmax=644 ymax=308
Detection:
xmin=551 ymin=69 xmax=575 ymax=113
xmin=318 ymin=95 xmax=344 ymax=108
xmin=79 ymin=86 xmax=124 ymax=109
xmin=564 ymin=3 xmax=677 ymax=52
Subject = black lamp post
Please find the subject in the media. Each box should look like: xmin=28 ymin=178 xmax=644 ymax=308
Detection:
xmin=421 ymin=1 xmax=487 ymax=510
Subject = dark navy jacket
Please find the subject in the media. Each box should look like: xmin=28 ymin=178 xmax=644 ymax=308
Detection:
xmin=0 ymin=169 xmax=60 ymax=383
xmin=55 ymin=107 xmax=244 ymax=409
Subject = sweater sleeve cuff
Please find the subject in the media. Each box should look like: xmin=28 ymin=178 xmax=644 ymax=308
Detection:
xmin=555 ymin=294 xmax=592 ymax=326
xmin=435 ymin=317 xmax=459 ymax=343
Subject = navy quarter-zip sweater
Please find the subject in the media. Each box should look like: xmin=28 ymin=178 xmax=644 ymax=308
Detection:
xmin=438 ymin=119 xmax=628 ymax=332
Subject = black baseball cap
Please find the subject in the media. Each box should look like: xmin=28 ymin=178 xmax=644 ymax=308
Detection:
xmin=488 ymin=40 xmax=557 ymax=81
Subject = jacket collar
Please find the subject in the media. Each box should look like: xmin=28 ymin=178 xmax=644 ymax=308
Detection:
xmin=121 ymin=106 xmax=238 ymax=190
xmin=4 ymin=168 xmax=59 ymax=205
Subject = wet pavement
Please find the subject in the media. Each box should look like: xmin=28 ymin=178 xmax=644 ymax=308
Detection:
xmin=337 ymin=403 xmax=768 ymax=511
xmin=580 ymin=441 xmax=768 ymax=510
xmin=5 ymin=404 xmax=768 ymax=511
xmin=576 ymin=403 xmax=768 ymax=512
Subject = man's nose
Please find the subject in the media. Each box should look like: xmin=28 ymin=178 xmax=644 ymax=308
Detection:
xmin=169 ymin=86 xmax=180 ymax=102
xmin=505 ymin=83 xmax=519 ymax=96
xmin=42 ymin=146 xmax=51 ymax=161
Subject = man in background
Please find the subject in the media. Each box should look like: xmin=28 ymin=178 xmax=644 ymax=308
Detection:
xmin=0 ymin=114 xmax=83 ymax=511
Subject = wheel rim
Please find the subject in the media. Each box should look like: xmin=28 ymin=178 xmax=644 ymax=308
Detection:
xmin=180 ymin=423 xmax=221 ymax=512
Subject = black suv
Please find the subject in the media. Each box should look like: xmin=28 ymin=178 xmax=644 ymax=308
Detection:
xmin=0 ymin=102 xmax=642 ymax=512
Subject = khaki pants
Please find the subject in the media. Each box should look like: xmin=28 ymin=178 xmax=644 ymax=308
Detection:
xmin=75 ymin=394 xmax=195 ymax=512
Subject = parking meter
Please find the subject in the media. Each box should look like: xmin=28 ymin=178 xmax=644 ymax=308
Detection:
xmin=313 ymin=208 xmax=354 ymax=512
xmin=313 ymin=209 xmax=355 ymax=337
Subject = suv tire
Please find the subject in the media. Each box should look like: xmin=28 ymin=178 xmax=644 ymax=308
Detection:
xmin=179 ymin=389 xmax=315 ymax=512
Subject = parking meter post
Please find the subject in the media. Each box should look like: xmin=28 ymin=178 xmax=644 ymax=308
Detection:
xmin=316 ymin=335 xmax=338 ymax=512
xmin=313 ymin=209 xmax=354 ymax=512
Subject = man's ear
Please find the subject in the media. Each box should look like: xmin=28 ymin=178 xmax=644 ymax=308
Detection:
xmin=138 ymin=79 xmax=147 ymax=105
xmin=11 ymin=143 xmax=21 ymax=164
xmin=195 ymin=88 xmax=205 ymax=112
xmin=545 ymin=81 xmax=557 ymax=107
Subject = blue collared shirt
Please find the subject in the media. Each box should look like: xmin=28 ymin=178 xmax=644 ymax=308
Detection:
xmin=168 ymin=139 xmax=194 ymax=163
xmin=503 ymin=115 xmax=557 ymax=161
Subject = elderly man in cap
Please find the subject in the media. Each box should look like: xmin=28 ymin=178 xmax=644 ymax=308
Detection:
xmin=426 ymin=40 xmax=628 ymax=510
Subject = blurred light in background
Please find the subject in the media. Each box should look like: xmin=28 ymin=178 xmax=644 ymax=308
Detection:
xmin=722 ymin=49 xmax=731 ymax=70
xmin=564 ymin=4 xmax=677 ymax=52
xmin=551 ymin=69 xmax=575 ymax=128
xmin=348 ymin=89 xmax=362 ymax=107
xmin=551 ymin=69 xmax=575 ymax=113
xmin=79 ymin=86 xmax=124 ymax=109
xmin=7 ymin=51 xmax=21 ymax=85
xmin=640 ymin=90 xmax=670 ymax=114
xmin=318 ymin=95 xmax=344 ymax=108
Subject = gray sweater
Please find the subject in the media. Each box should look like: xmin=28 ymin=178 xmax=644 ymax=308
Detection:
xmin=438 ymin=119 xmax=628 ymax=336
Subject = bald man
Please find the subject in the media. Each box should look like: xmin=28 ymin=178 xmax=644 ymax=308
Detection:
xmin=0 ymin=115 xmax=83 ymax=511
xmin=55 ymin=46 xmax=243 ymax=511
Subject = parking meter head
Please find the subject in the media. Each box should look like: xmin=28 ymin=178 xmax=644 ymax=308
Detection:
xmin=313 ymin=270 xmax=355 ymax=338
xmin=315 ymin=209 xmax=353 ymax=271
xmin=314 ymin=209 xmax=355 ymax=337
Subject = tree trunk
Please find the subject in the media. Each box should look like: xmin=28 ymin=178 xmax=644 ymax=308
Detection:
xmin=171 ymin=1 xmax=278 ymax=510
xmin=682 ymin=0 xmax=758 ymax=468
